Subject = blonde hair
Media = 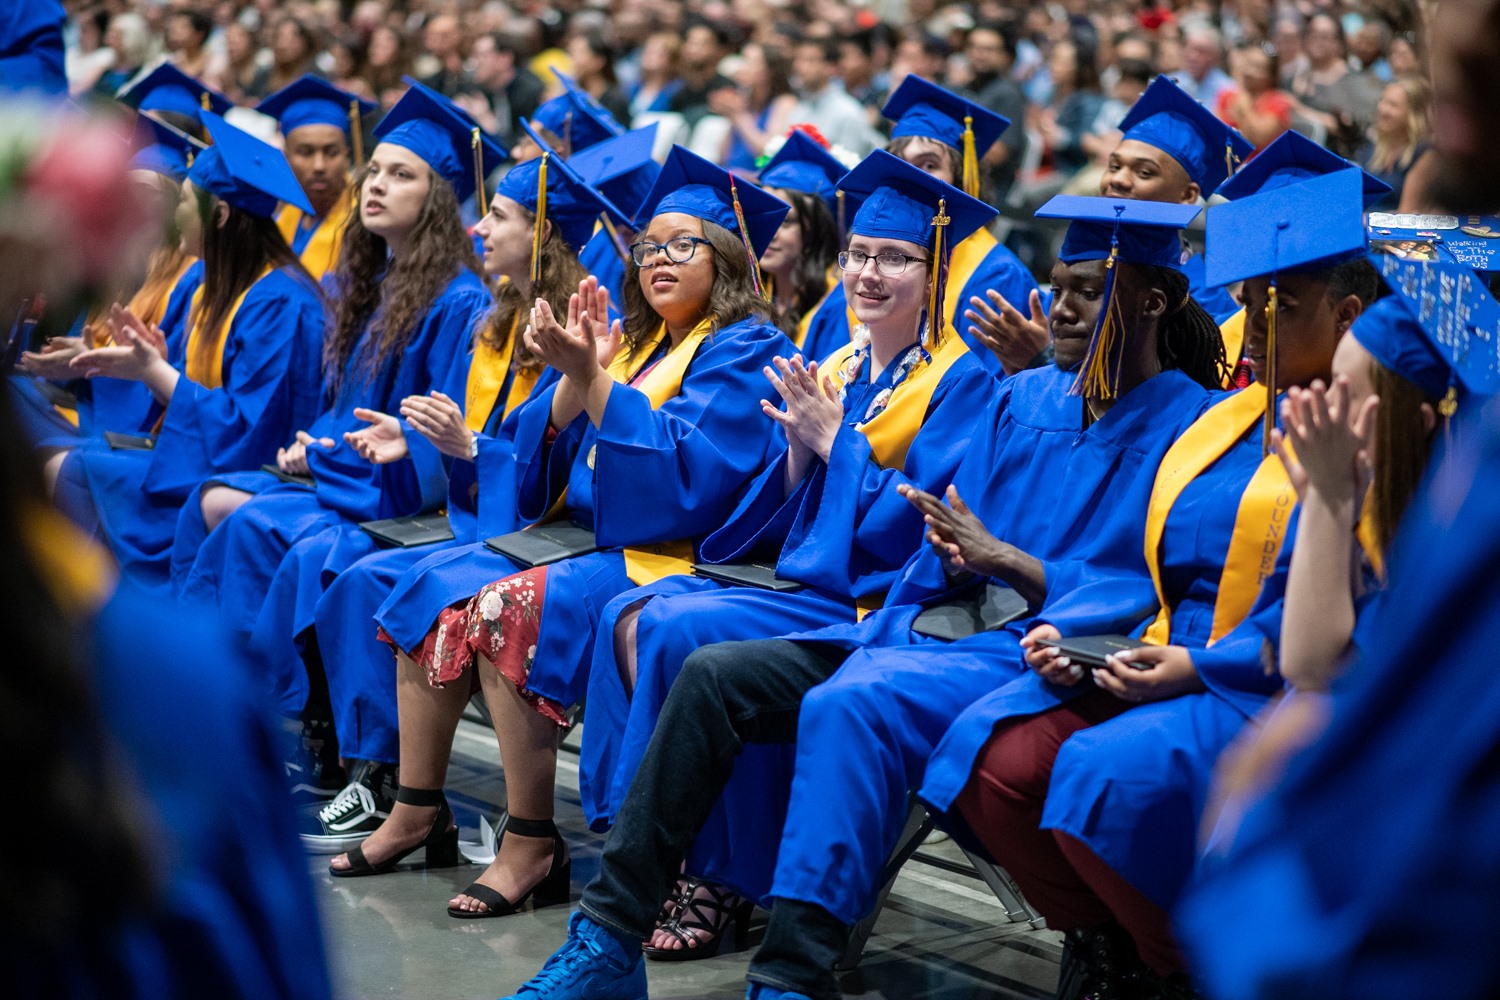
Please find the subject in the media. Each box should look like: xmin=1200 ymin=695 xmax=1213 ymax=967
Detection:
xmin=1369 ymin=76 xmax=1431 ymax=174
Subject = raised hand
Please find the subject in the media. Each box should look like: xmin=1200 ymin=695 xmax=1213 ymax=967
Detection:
xmin=1272 ymin=376 xmax=1379 ymax=511
xmin=343 ymin=408 xmax=409 ymax=465
xmin=70 ymin=321 xmax=162 ymax=381
xmin=898 ymin=483 xmax=1013 ymax=579
xmin=401 ymin=390 xmax=474 ymax=459
xmin=965 ymin=288 xmax=1050 ymax=375
xmin=278 ymin=429 xmax=336 ymax=475
xmin=19 ymin=335 xmax=85 ymax=380
xmin=525 ymin=276 xmax=618 ymax=384
xmin=761 ymin=355 xmax=843 ymax=463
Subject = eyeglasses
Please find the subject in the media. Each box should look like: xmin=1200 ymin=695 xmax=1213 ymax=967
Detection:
xmin=837 ymin=249 xmax=930 ymax=276
xmin=629 ymin=236 xmax=712 ymax=266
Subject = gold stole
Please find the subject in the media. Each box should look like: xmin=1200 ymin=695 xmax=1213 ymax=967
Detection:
xmin=23 ymin=503 xmax=117 ymax=614
xmin=945 ymin=228 xmax=999 ymax=331
xmin=792 ymin=268 xmax=841 ymax=351
xmin=1142 ymin=388 xmax=1296 ymax=646
xmin=1219 ymin=307 xmax=1247 ymax=387
xmin=465 ymin=314 xmax=541 ymax=432
xmin=184 ymin=268 xmax=272 ymax=390
xmin=276 ymin=190 xmax=353 ymax=281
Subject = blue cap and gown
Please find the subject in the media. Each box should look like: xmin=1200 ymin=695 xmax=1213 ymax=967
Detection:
xmin=118 ymin=63 xmax=233 ymax=129
xmin=526 ymin=69 xmax=626 ymax=158
xmin=565 ymin=124 xmax=662 ymax=307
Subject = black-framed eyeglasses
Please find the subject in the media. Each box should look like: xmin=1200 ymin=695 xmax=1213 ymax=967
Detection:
xmin=838 ymin=249 xmax=931 ymax=276
xmin=630 ymin=236 xmax=713 ymax=266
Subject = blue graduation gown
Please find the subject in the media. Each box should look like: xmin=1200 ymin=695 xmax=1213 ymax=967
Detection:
xmin=1176 ymin=409 xmax=1500 ymax=1000
xmin=577 ymin=345 xmax=997 ymax=831
xmin=1184 ymin=252 xmax=1241 ymax=325
xmin=580 ymin=228 xmax=628 ymax=308
xmin=10 ymin=579 xmax=333 ymax=999
xmin=58 ymin=268 xmax=325 ymax=589
xmin=951 ymin=237 xmax=1043 ymax=377
xmin=0 ymin=1 xmax=66 ymax=95
xmin=171 ymin=270 xmax=489 ymax=687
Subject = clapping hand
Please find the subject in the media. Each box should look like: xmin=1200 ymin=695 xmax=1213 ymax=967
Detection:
xmin=898 ymin=483 xmax=1012 ymax=580
xmin=278 ymin=430 xmax=335 ymax=475
xmin=1272 ymin=376 xmax=1378 ymax=511
xmin=761 ymin=355 xmax=843 ymax=463
xmin=525 ymin=276 xmax=621 ymax=383
xmin=401 ymin=390 xmax=474 ymax=460
xmin=344 ymin=408 xmax=409 ymax=465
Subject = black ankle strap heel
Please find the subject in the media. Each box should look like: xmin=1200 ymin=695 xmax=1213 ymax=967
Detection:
xmin=447 ymin=813 xmax=572 ymax=919
xmin=330 ymin=786 xmax=460 ymax=878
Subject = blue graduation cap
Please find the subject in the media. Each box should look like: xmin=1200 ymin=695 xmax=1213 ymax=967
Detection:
xmin=635 ymin=145 xmax=790 ymax=294
xmin=759 ymin=130 xmax=850 ymax=223
xmin=118 ymin=63 xmax=232 ymax=123
xmin=1357 ymin=253 xmax=1500 ymax=402
xmin=881 ymin=75 xmax=1010 ymax=198
xmin=131 ymin=114 xmax=207 ymax=181
xmin=502 ymin=126 xmax=630 ymax=267
xmin=1119 ymin=75 xmax=1252 ymax=195
xmin=1036 ymin=194 xmax=1202 ymax=399
xmin=1214 ymin=129 xmax=1391 ymax=207
xmin=1205 ymin=168 xmax=1368 ymax=288
xmin=539 ymin=122 xmax=659 ymax=223
xmin=528 ymin=70 xmax=625 ymax=157
xmin=188 ymin=112 xmax=312 ymax=217
xmin=373 ymin=77 xmax=505 ymax=209
xmin=257 ymin=73 xmax=376 ymax=140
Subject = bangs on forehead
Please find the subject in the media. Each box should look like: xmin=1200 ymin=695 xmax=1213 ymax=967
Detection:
xmin=847 ymin=233 xmax=925 ymax=256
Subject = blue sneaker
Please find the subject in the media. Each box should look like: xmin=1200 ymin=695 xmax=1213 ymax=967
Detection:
xmin=499 ymin=911 xmax=648 ymax=1000
xmin=745 ymin=984 xmax=813 ymax=1000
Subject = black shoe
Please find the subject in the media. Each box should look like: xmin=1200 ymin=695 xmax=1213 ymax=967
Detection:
xmin=640 ymin=876 xmax=752 ymax=962
xmin=329 ymin=785 xmax=461 ymax=877
xmin=285 ymin=716 xmax=346 ymax=807
xmin=300 ymin=761 xmax=398 ymax=854
xmin=1058 ymin=924 xmax=1151 ymax=1000
xmin=447 ymin=815 xmax=571 ymax=919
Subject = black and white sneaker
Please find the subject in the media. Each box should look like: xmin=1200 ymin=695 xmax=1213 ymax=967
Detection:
xmin=284 ymin=716 xmax=347 ymax=807
xmin=299 ymin=761 xmax=398 ymax=854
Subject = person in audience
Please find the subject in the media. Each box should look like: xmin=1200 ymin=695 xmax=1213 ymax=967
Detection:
xmin=1357 ymin=75 xmax=1435 ymax=212
xmin=333 ymin=149 xmax=792 ymax=927
xmin=54 ymin=114 xmax=327 ymax=589
xmin=567 ymin=28 xmax=631 ymax=127
xmin=931 ymin=149 xmax=1383 ymax=1000
xmin=1177 ymin=24 xmax=1233 ymax=109
xmin=497 ymin=193 xmax=1229 ymax=1000
xmin=1216 ymin=42 xmax=1293 ymax=150
xmin=171 ymin=81 xmax=501 ymax=719
xmin=247 ymin=17 xmax=322 ymax=101
xmin=578 ymin=150 xmax=999 ymax=959
xmin=715 ymin=41 xmax=799 ymax=172
xmin=454 ymin=32 xmax=547 ymax=150
xmin=257 ymin=75 xmax=376 ymax=281
xmin=628 ymin=31 xmax=682 ymax=119
xmin=1037 ymin=37 xmax=1106 ymax=178
xmin=164 ymin=6 xmax=213 ymax=82
xmin=1287 ymin=12 xmax=1380 ymax=157
xmin=363 ymin=24 xmax=413 ymax=108
xmin=962 ymin=21 xmax=1029 ymax=203
xmin=789 ymin=36 xmax=881 ymax=158
xmin=668 ymin=18 xmax=735 ymax=129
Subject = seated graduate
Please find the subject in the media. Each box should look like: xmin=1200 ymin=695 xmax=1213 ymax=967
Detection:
xmin=15 ymin=115 xmax=204 ymax=471
xmin=170 ymin=79 xmax=501 ymax=638
xmin=966 ymin=74 xmax=1257 ymax=377
xmin=851 ymin=75 xmax=1042 ymax=377
xmin=564 ymin=124 xmax=661 ymax=313
xmin=328 ymin=147 xmax=794 ymax=920
xmin=1176 ymin=256 xmax=1500 ymax=1000
xmin=755 ymin=129 xmax=853 ymax=360
xmin=52 ymin=113 xmax=326 ymax=589
xmin=576 ymin=149 xmax=999 ymax=957
xmin=495 ymin=195 xmax=1230 ymax=1000
xmin=924 ymin=159 xmax=1385 ymax=999
xmin=287 ymin=145 xmax=627 ymax=839
xmin=257 ymin=75 xmax=377 ymax=281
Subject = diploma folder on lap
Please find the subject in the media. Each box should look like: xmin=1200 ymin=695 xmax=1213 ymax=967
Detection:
xmin=911 ymin=584 xmax=1030 ymax=642
xmin=692 ymin=562 xmax=805 ymax=592
xmin=484 ymin=522 xmax=600 ymax=568
xmin=1034 ymin=634 xmax=1146 ymax=669
xmin=358 ymin=512 xmax=456 ymax=548
xmin=259 ymin=463 xmax=314 ymax=488
xmin=104 ymin=431 xmax=155 ymax=451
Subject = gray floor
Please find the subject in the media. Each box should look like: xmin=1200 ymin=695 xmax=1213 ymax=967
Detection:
xmin=314 ymin=717 xmax=1063 ymax=1000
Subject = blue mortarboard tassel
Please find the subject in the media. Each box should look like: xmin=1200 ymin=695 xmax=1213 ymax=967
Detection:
xmin=1075 ymin=205 xmax=1127 ymax=402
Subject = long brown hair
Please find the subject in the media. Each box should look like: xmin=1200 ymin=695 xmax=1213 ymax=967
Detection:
xmin=764 ymin=187 xmax=839 ymax=336
xmin=619 ymin=219 xmax=774 ymax=362
xmin=1369 ymin=76 xmax=1432 ymax=174
xmin=1368 ymin=361 xmax=1437 ymax=555
xmin=325 ymin=171 xmax=482 ymax=397
xmin=480 ymin=220 xmax=587 ymax=368
xmin=190 ymin=186 xmax=317 ymax=378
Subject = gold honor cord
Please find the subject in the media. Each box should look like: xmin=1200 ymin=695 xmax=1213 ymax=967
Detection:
xmin=531 ymin=153 xmax=549 ymax=285
xmin=961 ymin=114 xmax=980 ymax=199
xmin=729 ymin=174 xmax=767 ymax=300
xmin=928 ymin=198 xmax=950 ymax=344
xmin=471 ymin=127 xmax=487 ymax=215
xmin=349 ymin=99 xmax=364 ymax=168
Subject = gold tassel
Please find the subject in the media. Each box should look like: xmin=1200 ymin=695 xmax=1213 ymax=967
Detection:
xmin=836 ymin=190 xmax=846 ymax=237
xmin=1262 ymin=281 xmax=1278 ymax=458
xmin=531 ymin=153 xmax=549 ymax=286
xmin=729 ymin=174 xmax=767 ymax=300
xmin=200 ymin=91 xmax=210 ymax=112
xmin=471 ymin=126 xmax=486 ymax=214
xmin=1440 ymin=384 xmax=1458 ymax=452
xmin=1073 ymin=246 xmax=1125 ymax=401
xmin=928 ymin=197 xmax=950 ymax=342
xmin=349 ymin=99 xmax=364 ymax=168
xmin=1224 ymin=140 xmax=1241 ymax=183
xmin=961 ymin=114 xmax=980 ymax=199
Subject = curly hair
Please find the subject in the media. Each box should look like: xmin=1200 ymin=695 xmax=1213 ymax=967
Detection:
xmin=618 ymin=219 xmax=775 ymax=363
xmin=763 ymin=187 xmax=839 ymax=336
xmin=480 ymin=219 xmax=587 ymax=369
xmin=325 ymin=171 xmax=482 ymax=397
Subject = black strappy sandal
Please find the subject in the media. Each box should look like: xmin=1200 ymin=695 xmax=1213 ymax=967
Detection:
xmin=641 ymin=876 xmax=753 ymax=962
xmin=328 ymin=786 xmax=460 ymax=878
xmin=446 ymin=815 xmax=572 ymax=919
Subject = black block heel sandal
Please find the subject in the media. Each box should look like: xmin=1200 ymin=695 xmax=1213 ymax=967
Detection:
xmin=641 ymin=877 xmax=753 ymax=962
xmin=329 ymin=786 xmax=460 ymax=878
xmin=447 ymin=815 xmax=571 ymax=919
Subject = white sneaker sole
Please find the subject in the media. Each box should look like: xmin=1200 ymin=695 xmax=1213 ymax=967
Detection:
xmin=300 ymin=829 xmax=376 ymax=854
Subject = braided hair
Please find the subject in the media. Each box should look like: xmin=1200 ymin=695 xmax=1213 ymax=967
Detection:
xmin=1147 ymin=266 xmax=1230 ymax=390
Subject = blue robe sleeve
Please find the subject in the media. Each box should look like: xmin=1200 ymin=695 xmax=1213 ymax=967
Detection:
xmin=589 ymin=320 xmax=793 ymax=547
xmin=511 ymin=381 xmax=591 ymax=525
xmin=143 ymin=275 xmax=325 ymax=498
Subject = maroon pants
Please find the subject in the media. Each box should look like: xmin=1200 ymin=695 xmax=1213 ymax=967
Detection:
xmin=954 ymin=690 xmax=1185 ymax=976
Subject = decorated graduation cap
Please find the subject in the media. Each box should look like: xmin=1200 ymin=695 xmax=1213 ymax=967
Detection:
xmin=1036 ymin=193 xmax=1201 ymax=399
xmin=1205 ymin=167 xmax=1370 ymax=450
xmin=1356 ymin=254 xmax=1500 ymax=413
xmin=131 ymin=114 xmax=207 ymax=181
xmin=188 ymin=112 xmax=313 ymax=217
xmin=839 ymin=149 xmax=998 ymax=340
xmin=1118 ymin=75 xmax=1253 ymax=195
xmin=634 ymin=145 xmax=791 ymax=297
xmin=507 ymin=121 xmax=630 ymax=280
xmin=881 ymin=75 xmax=1009 ymax=199
xmin=257 ymin=74 xmax=377 ymax=165
xmin=759 ymin=130 xmax=851 ymax=230
xmin=118 ymin=63 xmax=232 ymax=123
xmin=1214 ymin=128 xmax=1391 ymax=207
xmin=374 ymin=77 xmax=505 ymax=211
xmin=528 ymin=70 xmax=625 ymax=157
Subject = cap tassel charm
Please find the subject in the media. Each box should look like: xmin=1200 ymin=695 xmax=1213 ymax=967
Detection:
xmin=530 ymin=152 xmax=549 ymax=286
xmin=729 ymin=174 xmax=766 ymax=300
